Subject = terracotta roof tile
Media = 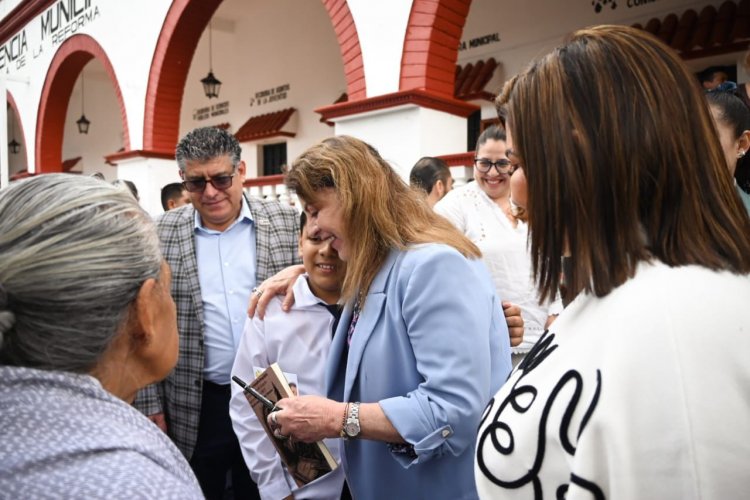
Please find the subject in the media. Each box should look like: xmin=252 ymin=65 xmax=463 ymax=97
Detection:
xmin=235 ymin=108 xmax=296 ymax=142
xmin=634 ymin=0 xmax=750 ymax=59
xmin=9 ymin=171 xmax=34 ymax=181
xmin=62 ymin=156 xmax=82 ymax=172
xmin=454 ymin=58 xmax=498 ymax=101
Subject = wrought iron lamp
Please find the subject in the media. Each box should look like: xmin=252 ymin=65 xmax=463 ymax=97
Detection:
xmin=8 ymin=113 xmax=20 ymax=154
xmin=201 ymin=22 xmax=221 ymax=99
xmin=77 ymin=70 xmax=90 ymax=134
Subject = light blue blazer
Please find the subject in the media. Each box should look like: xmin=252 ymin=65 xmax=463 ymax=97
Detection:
xmin=326 ymin=244 xmax=512 ymax=500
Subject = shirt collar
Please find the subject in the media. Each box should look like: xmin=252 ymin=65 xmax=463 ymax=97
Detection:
xmin=294 ymin=274 xmax=341 ymax=309
xmin=193 ymin=195 xmax=254 ymax=233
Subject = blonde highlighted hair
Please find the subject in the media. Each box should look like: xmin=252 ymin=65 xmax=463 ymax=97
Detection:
xmin=286 ymin=136 xmax=480 ymax=302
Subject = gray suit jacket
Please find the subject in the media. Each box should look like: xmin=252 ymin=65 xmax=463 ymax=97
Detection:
xmin=134 ymin=195 xmax=300 ymax=459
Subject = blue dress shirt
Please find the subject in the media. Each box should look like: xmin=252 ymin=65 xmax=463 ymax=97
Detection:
xmin=194 ymin=198 xmax=257 ymax=384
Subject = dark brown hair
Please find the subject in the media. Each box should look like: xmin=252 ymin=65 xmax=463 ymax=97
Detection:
xmin=409 ymin=157 xmax=450 ymax=194
xmin=497 ymin=25 xmax=750 ymax=302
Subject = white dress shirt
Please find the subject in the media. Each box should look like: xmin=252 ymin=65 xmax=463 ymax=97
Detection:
xmin=230 ymin=275 xmax=344 ymax=500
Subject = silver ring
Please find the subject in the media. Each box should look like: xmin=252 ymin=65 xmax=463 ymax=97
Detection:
xmin=255 ymin=288 xmax=264 ymax=298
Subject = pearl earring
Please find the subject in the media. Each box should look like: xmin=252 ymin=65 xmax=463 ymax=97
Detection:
xmin=739 ymin=150 xmax=747 ymax=159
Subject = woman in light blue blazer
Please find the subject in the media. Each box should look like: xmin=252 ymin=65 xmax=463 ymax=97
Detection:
xmin=268 ymin=136 xmax=512 ymax=500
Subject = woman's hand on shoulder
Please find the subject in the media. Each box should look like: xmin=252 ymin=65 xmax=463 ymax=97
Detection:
xmin=247 ymin=265 xmax=306 ymax=319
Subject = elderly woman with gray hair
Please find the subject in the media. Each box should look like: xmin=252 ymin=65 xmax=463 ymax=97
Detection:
xmin=0 ymin=174 xmax=202 ymax=499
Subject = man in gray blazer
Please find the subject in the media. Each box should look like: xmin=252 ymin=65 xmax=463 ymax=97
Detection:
xmin=134 ymin=127 xmax=300 ymax=499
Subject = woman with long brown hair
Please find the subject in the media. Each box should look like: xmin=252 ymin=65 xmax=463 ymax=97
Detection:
xmin=475 ymin=25 xmax=750 ymax=498
xmin=266 ymin=135 xmax=512 ymax=500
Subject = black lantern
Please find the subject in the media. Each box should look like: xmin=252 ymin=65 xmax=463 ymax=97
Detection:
xmin=202 ymin=71 xmax=222 ymax=99
xmin=201 ymin=22 xmax=221 ymax=99
xmin=77 ymin=70 xmax=91 ymax=134
xmin=76 ymin=114 xmax=91 ymax=134
xmin=8 ymin=113 xmax=20 ymax=154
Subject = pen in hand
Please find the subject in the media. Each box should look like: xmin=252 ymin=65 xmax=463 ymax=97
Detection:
xmin=231 ymin=375 xmax=282 ymax=412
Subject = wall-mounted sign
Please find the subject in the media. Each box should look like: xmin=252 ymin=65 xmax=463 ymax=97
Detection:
xmin=250 ymin=83 xmax=290 ymax=107
xmin=0 ymin=30 xmax=28 ymax=72
xmin=193 ymin=101 xmax=230 ymax=121
xmin=1 ymin=0 xmax=101 ymax=73
xmin=42 ymin=0 xmax=100 ymax=45
xmin=593 ymin=0 xmax=658 ymax=14
xmin=458 ymin=33 xmax=500 ymax=52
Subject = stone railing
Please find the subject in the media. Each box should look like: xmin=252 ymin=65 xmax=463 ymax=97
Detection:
xmin=243 ymin=174 xmax=299 ymax=207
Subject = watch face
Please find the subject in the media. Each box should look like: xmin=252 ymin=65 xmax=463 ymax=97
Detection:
xmin=344 ymin=422 xmax=360 ymax=437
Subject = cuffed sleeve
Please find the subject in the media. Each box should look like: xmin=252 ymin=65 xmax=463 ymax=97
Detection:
xmin=375 ymin=248 xmax=507 ymax=467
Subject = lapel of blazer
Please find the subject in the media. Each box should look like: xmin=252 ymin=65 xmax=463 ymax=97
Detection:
xmin=342 ymin=249 xmax=401 ymax=401
xmin=178 ymin=208 xmax=204 ymax=325
xmin=247 ymin=195 xmax=270 ymax=284
xmin=326 ymin=301 xmax=353 ymax=401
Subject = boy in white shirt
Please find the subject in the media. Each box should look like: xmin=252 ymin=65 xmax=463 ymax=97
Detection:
xmin=230 ymin=212 xmax=347 ymax=500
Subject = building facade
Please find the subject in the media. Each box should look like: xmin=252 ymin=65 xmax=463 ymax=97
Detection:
xmin=0 ymin=0 xmax=746 ymax=214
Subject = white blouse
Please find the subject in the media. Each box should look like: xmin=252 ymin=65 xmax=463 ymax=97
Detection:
xmin=475 ymin=262 xmax=750 ymax=499
xmin=435 ymin=181 xmax=559 ymax=352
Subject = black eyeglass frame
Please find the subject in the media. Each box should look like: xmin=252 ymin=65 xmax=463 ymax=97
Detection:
xmin=182 ymin=172 xmax=237 ymax=193
xmin=473 ymin=157 xmax=514 ymax=174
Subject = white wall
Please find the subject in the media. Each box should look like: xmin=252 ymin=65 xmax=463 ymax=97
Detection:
xmin=179 ymin=0 xmax=346 ymax=176
xmin=1 ymin=0 xmax=171 ymax=169
xmin=5 ymin=110 xmax=27 ymax=175
xmin=117 ymin=157 xmax=181 ymax=217
xmin=62 ymin=59 xmax=123 ymax=180
xmin=460 ymin=0 xmax=733 ymax=119
xmin=348 ymin=0 xmax=412 ymax=98
xmin=334 ymin=104 xmax=467 ymax=180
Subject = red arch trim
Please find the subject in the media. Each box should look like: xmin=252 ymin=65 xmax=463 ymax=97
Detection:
xmin=401 ymin=0 xmax=471 ymax=97
xmin=36 ymin=34 xmax=130 ymax=172
xmin=145 ymin=0 xmax=362 ymax=152
xmin=142 ymin=0 xmax=223 ymax=154
xmin=322 ymin=0 xmax=366 ymax=100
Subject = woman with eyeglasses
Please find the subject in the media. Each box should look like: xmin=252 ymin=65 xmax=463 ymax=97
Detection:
xmin=435 ymin=126 xmax=560 ymax=365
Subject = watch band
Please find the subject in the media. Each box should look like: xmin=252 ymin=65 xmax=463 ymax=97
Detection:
xmin=349 ymin=402 xmax=360 ymax=424
xmin=341 ymin=401 xmax=361 ymax=439
xmin=340 ymin=402 xmax=349 ymax=438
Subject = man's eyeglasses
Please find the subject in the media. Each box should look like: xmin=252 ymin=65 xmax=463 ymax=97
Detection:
xmin=474 ymin=158 xmax=514 ymax=174
xmin=182 ymin=173 xmax=236 ymax=193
